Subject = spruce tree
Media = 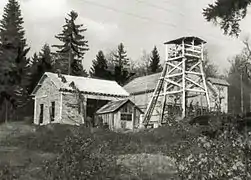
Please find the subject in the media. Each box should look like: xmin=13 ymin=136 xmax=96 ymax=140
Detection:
xmin=39 ymin=44 xmax=53 ymax=71
xmin=90 ymin=50 xmax=110 ymax=79
xmin=28 ymin=44 xmax=54 ymax=94
xmin=149 ymin=46 xmax=161 ymax=74
xmin=0 ymin=0 xmax=30 ymax=120
xmin=113 ymin=43 xmax=133 ymax=85
xmin=53 ymin=10 xmax=89 ymax=76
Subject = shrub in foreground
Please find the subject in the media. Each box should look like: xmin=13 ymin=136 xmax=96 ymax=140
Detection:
xmin=171 ymin=115 xmax=251 ymax=179
xmin=41 ymin=135 xmax=137 ymax=180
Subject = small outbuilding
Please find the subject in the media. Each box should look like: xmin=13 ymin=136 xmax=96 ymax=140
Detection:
xmin=31 ymin=72 xmax=129 ymax=126
xmin=95 ymin=99 xmax=143 ymax=130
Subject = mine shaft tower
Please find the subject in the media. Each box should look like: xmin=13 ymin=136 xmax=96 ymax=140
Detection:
xmin=143 ymin=36 xmax=210 ymax=127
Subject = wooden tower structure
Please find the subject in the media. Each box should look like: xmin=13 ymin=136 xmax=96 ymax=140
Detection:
xmin=143 ymin=36 xmax=210 ymax=127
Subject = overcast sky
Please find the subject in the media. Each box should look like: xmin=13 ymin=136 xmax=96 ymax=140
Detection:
xmin=1 ymin=0 xmax=251 ymax=74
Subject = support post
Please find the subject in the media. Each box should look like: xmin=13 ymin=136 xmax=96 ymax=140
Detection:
xmin=241 ymin=73 xmax=244 ymax=114
xmin=159 ymin=67 xmax=167 ymax=125
xmin=249 ymin=93 xmax=251 ymax=112
xmin=200 ymin=43 xmax=210 ymax=111
xmin=182 ymin=40 xmax=186 ymax=118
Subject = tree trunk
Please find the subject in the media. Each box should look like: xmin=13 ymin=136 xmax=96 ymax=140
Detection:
xmin=68 ymin=49 xmax=72 ymax=75
xmin=5 ymin=99 xmax=8 ymax=123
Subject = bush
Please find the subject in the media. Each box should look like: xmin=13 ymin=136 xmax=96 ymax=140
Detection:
xmin=171 ymin=114 xmax=251 ymax=179
xmin=41 ymin=134 xmax=137 ymax=180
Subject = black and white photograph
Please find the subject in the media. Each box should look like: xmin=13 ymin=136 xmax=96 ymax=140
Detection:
xmin=0 ymin=0 xmax=251 ymax=179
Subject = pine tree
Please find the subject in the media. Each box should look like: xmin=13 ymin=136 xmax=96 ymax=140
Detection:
xmin=113 ymin=43 xmax=133 ymax=85
xmin=90 ymin=50 xmax=110 ymax=79
xmin=28 ymin=44 xmax=54 ymax=94
xmin=0 ymin=0 xmax=30 ymax=121
xmin=39 ymin=44 xmax=53 ymax=71
xmin=149 ymin=46 xmax=161 ymax=74
xmin=53 ymin=10 xmax=89 ymax=76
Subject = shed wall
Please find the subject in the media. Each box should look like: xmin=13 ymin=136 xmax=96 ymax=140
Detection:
xmin=129 ymin=83 xmax=228 ymax=124
xmin=61 ymin=93 xmax=84 ymax=125
xmin=96 ymin=101 xmax=143 ymax=130
xmin=34 ymin=77 xmax=61 ymax=125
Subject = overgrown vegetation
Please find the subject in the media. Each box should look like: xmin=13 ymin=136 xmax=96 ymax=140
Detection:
xmin=1 ymin=113 xmax=251 ymax=179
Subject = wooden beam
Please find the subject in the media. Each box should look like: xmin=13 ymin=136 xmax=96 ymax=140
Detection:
xmin=159 ymin=79 xmax=167 ymax=125
xmin=165 ymin=79 xmax=182 ymax=87
xmin=166 ymin=56 xmax=183 ymax=62
xmin=182 ymin=39 xmax=186 ymax=118
xmin=186 ymin=89 xmax=206 ymax=93
xmin=154 ymin=90 xmax=183 ymax=97
xmin=185 ymin=71 xmax=202 ymax=76
xmin=185 ymin=54 xmax=200 ymax=59
xmin=185 ymin=77 xmax=205 ymax=90
xmin=164 ymin=90 xmax=183 ymax=95
xmin=200 ymin=44 xmax=211 ymax=110
xmin=186 ymin=48 xmax=201 ymax=54
xmin=167 ymin=61 xmax=183 ymax=73
xmin=188 ymin=61 xmax=201 ymax=72
xmin=184 ymin=43 xmax=202 ymax=49
xmin=166 ymin=72 xmax=183 ymax=78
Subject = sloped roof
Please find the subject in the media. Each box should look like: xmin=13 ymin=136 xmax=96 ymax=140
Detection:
xmin=96 ymin=99 xmax=129 ymax=114
xmin=124 ymin=73 xmax=229 ymax=95
xmin=164 ymin=36 xmax=206 ymax=45
xmin=207 ymin=77 xmax=229 ymax=86
xmin=32 ymin=72 xmax=129 ymax=97
xmin=96 ymin=99 xmax=143 ymax=114
xmin=123 ymin=73 xmax=161 ymax=95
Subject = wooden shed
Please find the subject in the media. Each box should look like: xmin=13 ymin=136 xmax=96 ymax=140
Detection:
xmin=31 ymin=72 xmax=129 ymax=126
xmin=95 ymin=99 xmax=143 ymax=130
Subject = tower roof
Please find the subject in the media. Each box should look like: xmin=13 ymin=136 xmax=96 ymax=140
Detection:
xmin=164 ymin=36 xmax=206 ymax=45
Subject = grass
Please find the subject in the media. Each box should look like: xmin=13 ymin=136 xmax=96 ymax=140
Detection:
xmin=0 ymin=122 xmax=186 ymax=179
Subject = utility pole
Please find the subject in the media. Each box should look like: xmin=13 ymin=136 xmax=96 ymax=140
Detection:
xmin=241 ymin=72 xmax=244 ymax=114
xmin=250 ymin=93 xmax=251 ymax=112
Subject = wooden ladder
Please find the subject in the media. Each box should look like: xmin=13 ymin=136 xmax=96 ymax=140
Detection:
xmin=142 ymin=64 xmax=168 ymax=126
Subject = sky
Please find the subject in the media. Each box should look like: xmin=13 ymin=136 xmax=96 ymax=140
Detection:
xmin=0 ymin=0 xmax=251 ymax=74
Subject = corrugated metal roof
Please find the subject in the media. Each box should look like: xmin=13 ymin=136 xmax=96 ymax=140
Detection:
xmin=32 ymin=72 xmax=129 ymax=97
xmin=124 ymin=73 xmax=229 ymax=95
xmin=207 ymin=77 xmax=229 ymax=86
xmin=164 ymin=36 xmax=206 ymax=45
xmin=96 ymin=99 xmax=129 ymax=114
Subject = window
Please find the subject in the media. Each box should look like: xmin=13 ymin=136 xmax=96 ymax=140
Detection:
xmin=50 ymin=101 xmax=55 ymax=122
xmin=39 ymin=104 xmax=44 ymax=124
xmin=121 ymin=113 xmax=132 ymax=121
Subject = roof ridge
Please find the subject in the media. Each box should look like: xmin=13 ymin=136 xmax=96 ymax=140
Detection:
xmin=47 ymin=72 xmax=119 ymax=84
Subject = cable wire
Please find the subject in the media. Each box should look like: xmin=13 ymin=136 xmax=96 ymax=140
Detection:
xmin=131 ymin=0 xmax=184 ymax=17
xmin=81 ymin=0 xmax=177 ymax=28
xmin=80 ymin=0 xmax=234 ymax=43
